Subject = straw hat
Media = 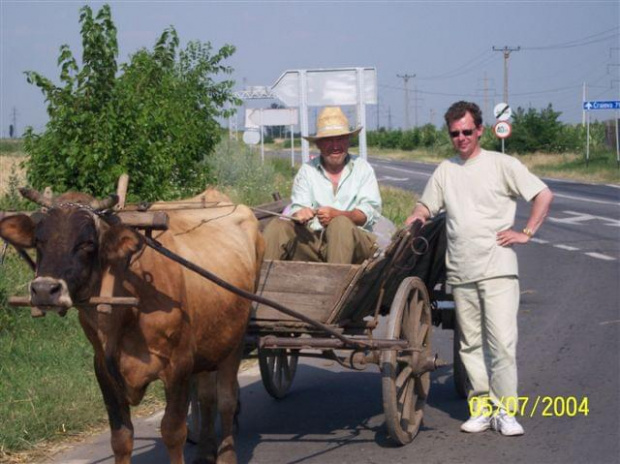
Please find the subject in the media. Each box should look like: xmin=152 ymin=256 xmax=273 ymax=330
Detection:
xmin=303 ymin=107 xmax=362 ymax=142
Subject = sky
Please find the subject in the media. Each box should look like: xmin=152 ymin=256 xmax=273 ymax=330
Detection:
xmin=1 ymin=0 xmax=619 ymax=137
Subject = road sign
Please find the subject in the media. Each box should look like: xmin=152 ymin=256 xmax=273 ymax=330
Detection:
xmin=245 ymin=108 xmax=298 ymax=128
xmin=493 ymin=103 xmax=512 ymax=121
xmin=270 ymin=68 xmax=377 ymax=107
xmin=493 ymin=121 xmax=512 ymax=139
xmin=269 ymin=67 xmax=377 ymax=162
xmin=242 ymin=130 xmax=260 ymax=145
xmin=583 ymin=100 xmax=620 ymax=111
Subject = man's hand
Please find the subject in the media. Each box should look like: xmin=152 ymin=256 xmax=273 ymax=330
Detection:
xmin=405 ymin=204 xmax=431 ymax=226
xmin=316 ymin=206 xmax=338 ymax=227
xmin=293 ymin=207 xmax=316 ymax=224
xmin=405 ymin=215 xmax=426 ymax=226
xmin=497 ymin=229 xmax=530 ymax=247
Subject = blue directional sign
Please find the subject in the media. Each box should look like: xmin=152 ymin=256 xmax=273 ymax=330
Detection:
xmin=583 ymin=100 xmax=620 ymax=111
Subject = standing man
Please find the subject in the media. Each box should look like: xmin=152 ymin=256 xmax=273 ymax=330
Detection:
xmin=406 ymin=101 xmax=553 ymax=436
xmin=263 ymin=106 xmax=382 ymax=264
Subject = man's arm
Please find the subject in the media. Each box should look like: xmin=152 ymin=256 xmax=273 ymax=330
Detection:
xmin=405 ymin=203 xmax=431 ymax=226
xmin=496 ymin=187 xmax=554 ymax=247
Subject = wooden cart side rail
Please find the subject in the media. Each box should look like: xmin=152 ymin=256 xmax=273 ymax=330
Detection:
xmin=324 ymin=259 xmax=372 ymax=325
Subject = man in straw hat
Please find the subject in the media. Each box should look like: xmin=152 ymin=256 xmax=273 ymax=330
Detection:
xmin=263 ymin=106 xmax=382 ymax=264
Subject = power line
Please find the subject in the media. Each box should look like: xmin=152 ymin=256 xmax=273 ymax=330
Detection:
xmin=417 ymin=50 xmax=496 ymax=81
xmin=522 ymin=26 xmax=619 ymax=51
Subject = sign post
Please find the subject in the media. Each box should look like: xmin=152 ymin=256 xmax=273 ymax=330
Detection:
xmin=245 ymin=108 xmax=299 ymax=164
xmin=271 ymin=67 xmax=377 ymax=163
xmin=493 ymin=103 xmax=512 ymax=152
xmin=582 ymin=100 xmax=620 ymax=168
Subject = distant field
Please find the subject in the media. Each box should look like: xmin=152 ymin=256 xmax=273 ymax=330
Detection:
xmin=352 ymin=146 xmax=620 ymax=185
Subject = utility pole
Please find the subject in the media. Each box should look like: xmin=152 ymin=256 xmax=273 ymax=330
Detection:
xmin=396 ymin=73 xmax=415 ymax=130
xmin=483 ymin=73 xmax=489 ymax=119
xmin=492 ymin=46 xmax=520 ymax=104
xmin=387 ymin=106 xmax=393 ymax=130
xmin=11 ymin=107 xmax=18 ymax=138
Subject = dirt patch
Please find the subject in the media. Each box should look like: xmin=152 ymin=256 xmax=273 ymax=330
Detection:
xmin=0 ymin=155 xmax=26 ymax=195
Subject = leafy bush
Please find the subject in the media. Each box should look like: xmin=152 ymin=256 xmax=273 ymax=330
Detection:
xmin=23 ymin=4 xmax=238 ymax=201
xmin=206 ymin=140 xmax=294 ymax=205
xmin=507 ymin=104 xmax=565 ymax=153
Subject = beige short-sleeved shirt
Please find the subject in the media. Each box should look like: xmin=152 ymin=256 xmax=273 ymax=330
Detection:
xmin=419 ymin=150 xmax=547 ymax=285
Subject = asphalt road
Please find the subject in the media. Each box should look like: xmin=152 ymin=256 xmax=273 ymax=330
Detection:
xmin=45 ymin=157 xmax=620 ymax=464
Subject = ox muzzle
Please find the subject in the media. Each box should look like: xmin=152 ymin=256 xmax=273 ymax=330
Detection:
xmin=29 ymin=277 xmax=73 ymax=311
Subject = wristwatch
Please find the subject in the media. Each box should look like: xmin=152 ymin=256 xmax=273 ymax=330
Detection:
xmin=522 ymin=227 xmax=533 ymax=238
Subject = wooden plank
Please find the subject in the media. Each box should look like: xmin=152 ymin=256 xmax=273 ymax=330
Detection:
xmin=257 ymin=260 xmax=357 ymax=295
xmin=116 ymin=211 xmax=169 ymax=229
xmin=253 ymin=300 xmax=331 ymax=322
xmin=0 ymin=209 xmax=170 ymax=231
xmin=9 ymin=296 xmax=139 ymax=307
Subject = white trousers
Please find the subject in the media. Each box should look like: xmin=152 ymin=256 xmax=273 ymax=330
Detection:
xmin=452 ymin=276 xmax=520 ymax=411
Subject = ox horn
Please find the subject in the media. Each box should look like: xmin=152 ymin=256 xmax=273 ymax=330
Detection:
xmin=89 ymin=194 xmax=119 ymax=211
xmin=19 ymin=188 xmax=53 ymax=208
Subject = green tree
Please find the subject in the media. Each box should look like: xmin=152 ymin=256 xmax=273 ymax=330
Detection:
xmin=23 ymin=4 xmax=238 ymax=201
xmin=508 ymin=104 xmax=565 ymax=153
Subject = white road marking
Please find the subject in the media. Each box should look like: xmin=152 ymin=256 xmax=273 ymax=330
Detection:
xmin=531 ymin=237 xmax=618 ymax=262
xmin=553 ymin=193 xmax=620 ymax=207
xmin=530 ymin=238 xmax=549 ymax=244
xmin=377 ymin=175 xmax=409 ymax=182
xmin=584 ymin=252 xmax=616 ymax=261
xmin=548 ymin=210 xmax=620 ymax=227
xmin=378 ymin=165 xmax=431 ymax=177
xmin=553 ymin=244 xmax=580 ymax=251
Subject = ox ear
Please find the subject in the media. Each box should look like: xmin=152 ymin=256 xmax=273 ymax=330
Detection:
xmin=0 ymin=214 xmax=36 ymax=248
xmin=101 ymin=224 xmax=145 ymax=264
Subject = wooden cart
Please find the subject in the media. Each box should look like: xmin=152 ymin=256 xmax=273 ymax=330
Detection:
xmin=187 ymin=201 xmax=465 ymax=446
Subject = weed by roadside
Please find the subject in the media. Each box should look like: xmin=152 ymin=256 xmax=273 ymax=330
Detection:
xmin=0 ymin=139 xmax=24 ymax=156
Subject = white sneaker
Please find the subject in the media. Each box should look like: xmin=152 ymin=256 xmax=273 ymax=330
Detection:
xmin=460 ymin=414 xmax=492 ymax=433
xmin=491 ymin=410 xmax=525 ymax=436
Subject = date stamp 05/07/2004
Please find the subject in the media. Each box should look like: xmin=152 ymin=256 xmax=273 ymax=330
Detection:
xmin=468 ymin=396 xmax=590 ymax=418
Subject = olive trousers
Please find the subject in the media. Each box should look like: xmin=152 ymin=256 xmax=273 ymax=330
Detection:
xmin=263 ymin=216 xmax=377 ymax=264
xmin=452 ymin=276 xmax=520 ymax=413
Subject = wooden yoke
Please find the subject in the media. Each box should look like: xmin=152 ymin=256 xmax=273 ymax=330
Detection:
xmin=97 ymin=174 xmax=130 ymax=314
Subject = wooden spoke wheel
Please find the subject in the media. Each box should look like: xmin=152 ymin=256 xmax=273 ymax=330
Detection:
xmin=258 ymin=348 xmax=299 ymax=399
xmin=453 ymin=321 xmax=471 ymax=399
xmin=381 ymin=277 xmax=432 ymax=445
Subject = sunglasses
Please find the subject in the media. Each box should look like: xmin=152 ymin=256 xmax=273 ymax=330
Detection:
xmin=449 ymin=128 xmax=476 ymax=138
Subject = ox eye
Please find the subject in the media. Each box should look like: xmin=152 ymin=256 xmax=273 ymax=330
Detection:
xmin=76 ymin=241 xmax=96 ymax=253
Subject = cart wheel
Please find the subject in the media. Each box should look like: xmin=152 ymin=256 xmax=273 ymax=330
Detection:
xmin=186 ymin=376 xmax=201 ymax=444
xmin=453 ymin=322 xmax=471 ymax=399
xmin=381 ymin=277 xmax=432 ymax=445
xmin=258 ymin=348 xmax=299 ymax=399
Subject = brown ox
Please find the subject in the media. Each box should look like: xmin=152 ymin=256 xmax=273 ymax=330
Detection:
xmin=0 ymin=189 xmax=264 ymax=464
